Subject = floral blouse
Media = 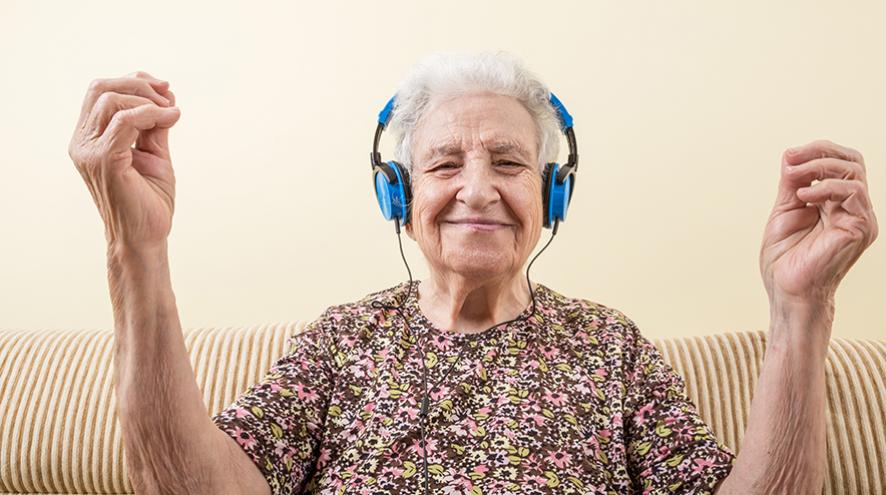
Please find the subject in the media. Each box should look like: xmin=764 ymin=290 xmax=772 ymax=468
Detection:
xmin=212 ymin=281 xmax=735 ymax=494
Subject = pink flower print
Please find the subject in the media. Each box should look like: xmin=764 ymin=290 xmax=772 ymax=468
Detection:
xmin=429 ymin=385 xmax=450 ymax=401
xmin=345 ymin=420 xmax=365 ymax=443
xmin=543 ymin=391 xmax=566 ymax=407
xmin=692 ymin=458 xmax=716 ymax=474
xmin=472 ymin=464 xmax=489 ymax=476
xmin=379 ymin=385 xmax=391 ymax=399
xmin=317 ymin=447 xmax=331 ymax=466
xmin=381 ymin=465 xmax=405 ymax=477
xmin=430 ymin=334 xmax=451 ymax=351
xmin=234 ymin=406 xmax=251 ymax=419
xmin=274 ymin=439 xmax=287 ymax=457
xmin=446 ymin=467 xmax=475 ymax=492
xmin=528 ymin=474 xmax=548 ymax=485
xmin=523 ymin=453 xmax=544 ymax=472
xmin=546 ymin=450 xmax=572 ymax=469
xmin=528 ymin=413 xmax=547 ymax=427
xmin=361 ymin=356 xmax=377 ymax=373
xmin=232 ymin=427 xmax=256 ymax=449
xmin=575 ymin=382 xmax=592 ymax=394
xmin=465 ymin=418 xmax=478 ymax=434
xmin=539 ymin=345 xmax=558 ymax=359
xmin=633 ymin=402 xmax=654 ymax=427
xmin=410 ymin=436 xmax=437 ymax=456
xmin=295 ymin=383 xmax=319 ymax=402
xmin=588 ymin=434 xmax=599 ymax=450
xmin=449 ymin=420 xmax=470 ymax=436
xmin=404 ymin=406 xmax=420 ymax=421
xmin=593 ymin=368 xmax=608 ymax=379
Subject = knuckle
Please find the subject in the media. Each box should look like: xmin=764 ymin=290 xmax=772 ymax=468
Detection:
xmin=109 ymin=108 xmax=132 ymax=127
xmin=87 ymin=78 xmax=106 ymax=93
xmin=808 ymin=138 xmax=828 ymax=150
xmin=94 ymin=91 xmax=116 ymax=108
xmin=142 ymin=80 xmax=162 ymax=96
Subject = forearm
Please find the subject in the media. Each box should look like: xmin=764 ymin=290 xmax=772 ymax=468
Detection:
xmin=716 ymin=300 xmax=833 ymax=494
xmin=108 ymin=242 xmax=227 ymax=493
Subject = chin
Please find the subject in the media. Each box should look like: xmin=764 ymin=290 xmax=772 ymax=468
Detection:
xmin=442 ymin=250 xmax=516 ymax=279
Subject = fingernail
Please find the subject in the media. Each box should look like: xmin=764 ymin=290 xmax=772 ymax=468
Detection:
xmin=787 ymin=147 xmax=800 ymax=155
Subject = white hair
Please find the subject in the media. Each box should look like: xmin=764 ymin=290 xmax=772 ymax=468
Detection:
xmin=388 ymin=51 xmax=562 ymax=176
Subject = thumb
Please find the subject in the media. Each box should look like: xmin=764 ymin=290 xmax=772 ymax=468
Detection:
xmin=135 ymin=90 xmax=179 ymax=158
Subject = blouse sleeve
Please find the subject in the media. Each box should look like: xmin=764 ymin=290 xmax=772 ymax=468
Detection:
xmin=621 ymin=316 xmax=736 ymax=494
xmin=211 ymin=313 xmax=336 ymax=495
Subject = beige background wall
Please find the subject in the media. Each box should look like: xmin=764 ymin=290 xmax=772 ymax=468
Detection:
xmin=1 ymin=1 xmax=883 ymax=340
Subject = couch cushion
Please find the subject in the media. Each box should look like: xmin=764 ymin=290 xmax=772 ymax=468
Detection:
xmin=0 ymin=326 xmax=882 ymax=494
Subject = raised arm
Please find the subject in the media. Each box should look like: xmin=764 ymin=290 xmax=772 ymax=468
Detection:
xmin=716 ymin=140 xmax=878 ymax=493
xmin=68 ymin=72 xmax=270 ymax=495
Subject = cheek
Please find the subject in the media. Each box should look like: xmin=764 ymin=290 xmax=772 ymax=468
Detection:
xmin=410 ymin=182 xmax=448 ymax=237
xmin=514 ymin=178 xmax=543 ymax=227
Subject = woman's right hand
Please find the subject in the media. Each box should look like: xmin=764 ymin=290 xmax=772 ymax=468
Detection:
xmin=68 ymin=71 xmax=181 ymax=249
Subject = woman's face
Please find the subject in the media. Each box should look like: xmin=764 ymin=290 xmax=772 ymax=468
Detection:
xmin=405 ymin=92 xmax=543 ymax=281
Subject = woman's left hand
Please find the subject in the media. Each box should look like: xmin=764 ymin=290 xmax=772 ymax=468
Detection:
xmin=760 ymin=139 xmax=878 ymax=309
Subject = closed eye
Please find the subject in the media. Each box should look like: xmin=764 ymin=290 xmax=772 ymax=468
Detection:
xmin=431 ymin=162 xmax=460 ymax=171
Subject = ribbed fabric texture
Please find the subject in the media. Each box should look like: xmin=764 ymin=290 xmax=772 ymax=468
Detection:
xmin=0 ymin=326 xmax=882 ymax=494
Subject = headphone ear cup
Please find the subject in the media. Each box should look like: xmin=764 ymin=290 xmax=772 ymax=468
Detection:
xmin=394 ymin=161 xmax=413 ymax=225
xmin=374 ymin=161 xmax=410 ymax=224
xmin=547 ymin=163 xmax=573 ymax=227
xmin=542 ymin=162 xmax=556 ymax=228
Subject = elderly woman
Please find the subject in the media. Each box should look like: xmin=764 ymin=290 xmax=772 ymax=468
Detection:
xmin=68 ymin=53 xmax=877 ymax=495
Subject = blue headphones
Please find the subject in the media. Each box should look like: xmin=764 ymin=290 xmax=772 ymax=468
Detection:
xmin=370 ymin=92 xmax=578 ymax=233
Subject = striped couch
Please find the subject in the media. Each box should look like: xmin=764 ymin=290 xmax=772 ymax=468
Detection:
xmin=1 ymin=324 xmax=883 ymax=494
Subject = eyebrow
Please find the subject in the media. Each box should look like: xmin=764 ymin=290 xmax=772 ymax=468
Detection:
xmin=423 ymin=140 xmax=533 ymax=162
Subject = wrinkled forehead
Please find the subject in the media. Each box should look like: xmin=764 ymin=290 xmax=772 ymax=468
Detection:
xmin=413 ymin=93 xmax=539 ymax=165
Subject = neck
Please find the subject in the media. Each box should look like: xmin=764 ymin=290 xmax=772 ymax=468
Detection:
xmin=418 ymin=271 xmax=535 ymax=334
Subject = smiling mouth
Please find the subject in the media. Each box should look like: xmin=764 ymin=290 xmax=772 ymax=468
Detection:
xmin=444 ymin=221 xmax=512 ymax=231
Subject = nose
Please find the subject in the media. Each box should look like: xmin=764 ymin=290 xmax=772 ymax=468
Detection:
xmin=455 ymin=156 xmax=501 ymax=210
